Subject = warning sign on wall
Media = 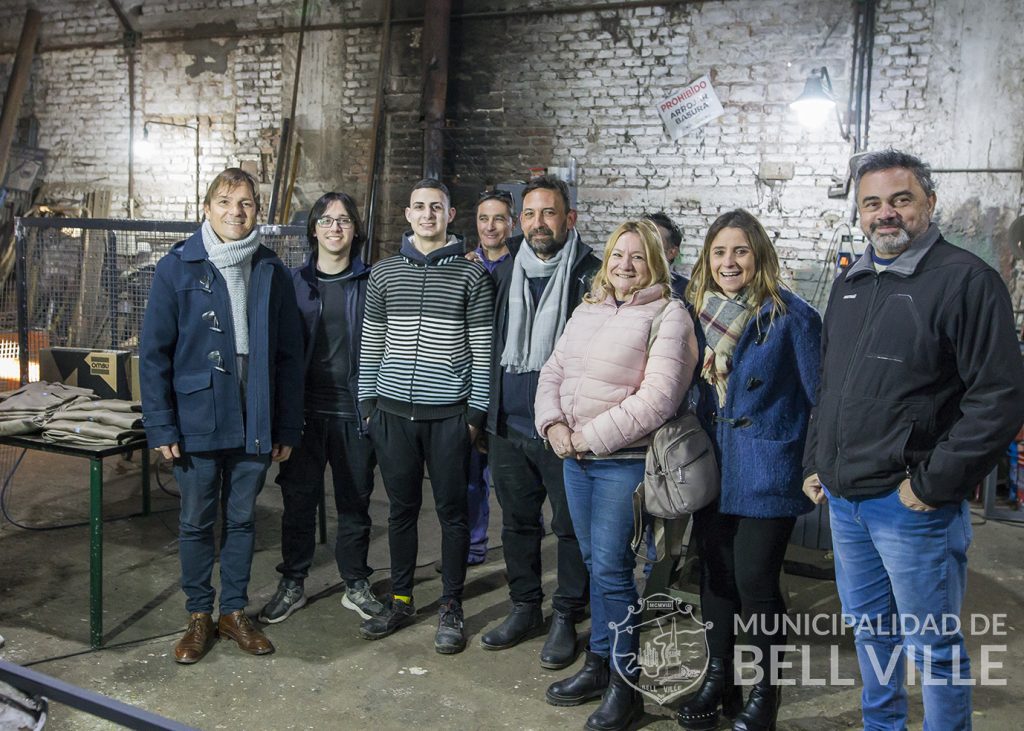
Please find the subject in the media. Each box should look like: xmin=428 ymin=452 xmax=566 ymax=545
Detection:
xmin=656 ymin=75 xmax=725 ymax=139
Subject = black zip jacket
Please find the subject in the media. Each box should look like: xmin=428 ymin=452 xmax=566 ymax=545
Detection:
xmin=803 ymin=224 xmax=1024 ymax=505
xmin=291 ymin=251 xmax=370 ymax=424
xmin=485 ymin=233 xmax=601 ymax=437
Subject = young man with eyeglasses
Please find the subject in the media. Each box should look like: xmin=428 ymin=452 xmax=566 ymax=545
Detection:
xmin=258 ymin=191 xmax=383 ymax=626
xmin=357 ymin=178 xmax=495 ymax=654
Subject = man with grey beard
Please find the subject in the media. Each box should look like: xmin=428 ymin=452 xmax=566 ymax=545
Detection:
xmin=802 ymin=149 xmax=1024 ymax=730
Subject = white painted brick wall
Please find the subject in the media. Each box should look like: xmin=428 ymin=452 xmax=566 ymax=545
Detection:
xmin=0 ymin=0 xmax=1020 ymax=315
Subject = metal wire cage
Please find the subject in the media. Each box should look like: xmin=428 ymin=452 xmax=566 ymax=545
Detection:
xmin=4 ymin=218 xmax=307 ymax=391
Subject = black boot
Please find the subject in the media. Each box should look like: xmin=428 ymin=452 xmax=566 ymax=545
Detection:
xmin=676 ymin=657 xmax=742 ymax=730
xmin=732 ymin=680 xmax=781 ymax=731
xmin=480 ymin=602 xmax=544 ymax=650
xmin=585 ymin=672 xmax=644 ymax=731
xmin=540 ymin=610 xmax=579 ymax=669
xmin=545 ymin=649 xmax=610 ymax=707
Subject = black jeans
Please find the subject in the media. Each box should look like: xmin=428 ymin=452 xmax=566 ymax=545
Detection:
xmin=370 ymin=410 xmax=470 ymax=602
xmin=694 ymin=504 xmax=795 ymax=672
xmin=489 ymin=431 xmax=588 ymax=616
xmin=275 ymin=415 xmax=377 ymax=583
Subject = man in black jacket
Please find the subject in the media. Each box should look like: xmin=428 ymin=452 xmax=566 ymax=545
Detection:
xmin=802 ymin=149 xmax=1024 ymax=730
xmin=480 ymin=175 xmax=599 ymax=679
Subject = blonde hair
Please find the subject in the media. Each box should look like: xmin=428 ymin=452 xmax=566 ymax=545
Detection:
xmin=685 ymin=209 xmax=787 ymax=322
xmin=585 ymin=220 xmax=671 ymax=303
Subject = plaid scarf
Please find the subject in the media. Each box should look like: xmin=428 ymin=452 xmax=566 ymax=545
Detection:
xmin=698 ymin=289 xmax=754 ymax=404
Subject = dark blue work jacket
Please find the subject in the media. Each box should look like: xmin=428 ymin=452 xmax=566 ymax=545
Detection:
xmin=140 ymin=228 xmax=305 ymax=454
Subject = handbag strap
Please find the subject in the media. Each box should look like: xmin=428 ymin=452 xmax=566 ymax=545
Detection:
xmin=631 ymin=482 xmax=667 ymax=564
xmin=646 ymin=301 xmax=671 ymax=355
xmin=648 ymin=300 xmax=693 ymax=421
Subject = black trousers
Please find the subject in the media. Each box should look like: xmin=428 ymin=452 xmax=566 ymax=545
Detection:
xmin=489 ymin=431 xmax=588 ymax=616
xmin=694 ymin=504 xmax=795 ymax=672
xmin=275 ymin=415 xmax=377 ymax=583
xmin=370 ymin=410 xmax=470 ymax=602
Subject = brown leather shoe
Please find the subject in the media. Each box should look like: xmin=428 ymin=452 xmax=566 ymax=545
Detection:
xmin=174 ymin=612 xmax=216 ymax=664
xmin=217 ymin=610 xmax=275 ymax=655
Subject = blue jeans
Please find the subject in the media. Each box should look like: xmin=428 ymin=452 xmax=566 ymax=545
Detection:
xmin=176 ymin=450 xmax=271 ymax=614
xmin=827 ymin=487 xmax=973 ymax=731
xmin=564 ymin=457 xmax=644 ymax=677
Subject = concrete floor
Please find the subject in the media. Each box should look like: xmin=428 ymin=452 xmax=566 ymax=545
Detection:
xmin=0 ymin=448 xmax=1022 ymax=730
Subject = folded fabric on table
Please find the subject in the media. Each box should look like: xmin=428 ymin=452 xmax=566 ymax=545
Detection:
xmin=41 ymin=419 xmax=145 ymax=446
xmin=0 ymin=381 xmax=96 ymax=410
xmin=0 ymin=418 xmax=43 ymax=436
xmin=60 ymin=399 xmax=142 ymax=415
xmin=49 ymin=399 xmax=143 ymax=430
xmin=0 ymin=381 xmax=97 ymax=436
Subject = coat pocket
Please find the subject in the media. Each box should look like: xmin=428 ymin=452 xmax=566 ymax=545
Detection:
xmin=729 ymin=433 xmax=805 ymax=499
xmin=173 ymin=369 xmax=216 ymax=436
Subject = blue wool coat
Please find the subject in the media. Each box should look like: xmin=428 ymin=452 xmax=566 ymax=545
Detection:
xmin=140 ymin=229 xmax=305 ymax=455
xmin=704 ymin=288 xmax=821 ymax=518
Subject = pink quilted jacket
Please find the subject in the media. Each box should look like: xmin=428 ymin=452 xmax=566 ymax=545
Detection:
xmin=535 ymin=284 xmax=698 ymax=456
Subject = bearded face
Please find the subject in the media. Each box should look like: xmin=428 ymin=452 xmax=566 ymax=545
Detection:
xmin=520 ymin=188 xmax=576 ymax=260
xmin=857 ymin=168 xmax=936 ymax=258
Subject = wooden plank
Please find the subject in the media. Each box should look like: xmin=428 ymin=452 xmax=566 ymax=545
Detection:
xmin=0 ymin=9 xmax=42 ymax=193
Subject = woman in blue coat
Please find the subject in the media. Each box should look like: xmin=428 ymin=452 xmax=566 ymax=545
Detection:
xmin=676 ymin=210 xmax=820 ymax=731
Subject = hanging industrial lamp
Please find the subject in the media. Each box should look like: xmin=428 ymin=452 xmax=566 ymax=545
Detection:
xmin=790 ymin=66 xmax=849 ymax=140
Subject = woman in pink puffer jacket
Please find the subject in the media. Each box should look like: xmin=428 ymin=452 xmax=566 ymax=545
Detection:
xmin=535 ymin=219 xmax=697 ymax=730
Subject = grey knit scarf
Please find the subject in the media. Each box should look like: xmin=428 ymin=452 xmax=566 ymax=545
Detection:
xmin=202 ymin=220 xmax=261 ymax=355
xmin=500 ymin=230 xmax=580 ymax=374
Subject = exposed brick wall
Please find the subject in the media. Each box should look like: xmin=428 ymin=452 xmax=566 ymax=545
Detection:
xmin=0 ymin=0 xmax=121 ymax=47
xmin=287 ymin=25 xmax=383 ymax=218
xmin=0 ymin=0 xmax=304 ymax=47
xmin=0 ymin=0 xmax=1021 ymax=318
xmin=442 ymin=0 xmax=855 ymax=303
xmin=0 ymin=0 xmax=371 ymax=222
xmin=24 ymin=46 xmax=132 ymax=213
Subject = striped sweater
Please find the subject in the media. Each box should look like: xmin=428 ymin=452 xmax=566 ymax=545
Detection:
xmin=358 ymin=234 xmax=496 ymax=428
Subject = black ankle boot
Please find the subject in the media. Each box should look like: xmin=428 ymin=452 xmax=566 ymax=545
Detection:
xmin=545 ymin=649 xmax=610 ymax=707
xmin=480 ymin=602 xmax=544 ymax=650
xmin=732 ymin=680 xmax=780 ymax=731
xmin=540 ymin=610 xmax=579 ymax=669
xmin=585 ymin=672 xmax=644 ymax=731
xmin=676 ymin=657 xmax=742 ymax=730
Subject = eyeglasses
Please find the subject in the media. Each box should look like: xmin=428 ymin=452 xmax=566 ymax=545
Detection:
xmin=316 ymin=216 xmax=354 ymax=229
xmin=478 ymin=189 xmax=514 ymax=205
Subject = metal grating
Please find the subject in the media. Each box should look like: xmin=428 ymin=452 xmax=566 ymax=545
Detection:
xmin=5 ymin=218 xmax=307 ymax=391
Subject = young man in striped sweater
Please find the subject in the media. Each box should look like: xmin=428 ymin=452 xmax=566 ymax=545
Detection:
xmin=357 ymin=178 xmax=496 ymax=654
